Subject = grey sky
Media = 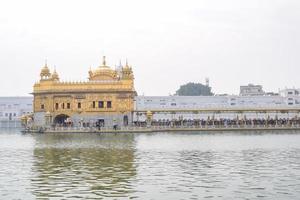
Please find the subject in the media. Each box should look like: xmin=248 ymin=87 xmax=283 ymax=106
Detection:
xmin=0 ymin=0 xmax=299 ymax=96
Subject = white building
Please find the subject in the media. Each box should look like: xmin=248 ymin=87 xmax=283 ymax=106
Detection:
xmin=279 ymin=88 xmax=300 ymax=97
xmin=1 ymin=88 xmax=300 ymax=126
xmin=0 ymin=97 xmax=33 ymax=128
xmin=240 ymin=84 xmax=265 ymax=96
xmin=134 ymin=93 xmax=300 ymax=121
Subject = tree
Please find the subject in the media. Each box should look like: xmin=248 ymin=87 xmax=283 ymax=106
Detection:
xmin=175 ymin=82 xmax=213 ymax=96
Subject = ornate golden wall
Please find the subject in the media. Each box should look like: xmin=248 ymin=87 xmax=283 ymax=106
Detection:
xmin=33 ymin=57 xmax=136 ymax=125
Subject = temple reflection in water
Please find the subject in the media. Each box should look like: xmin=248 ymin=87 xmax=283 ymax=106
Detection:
xmin=30 ymin=133 xmax=136 ymax=199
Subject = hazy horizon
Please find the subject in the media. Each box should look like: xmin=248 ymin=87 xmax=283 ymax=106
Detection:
xmin=1 ymin=0 xmax=300 ymax=96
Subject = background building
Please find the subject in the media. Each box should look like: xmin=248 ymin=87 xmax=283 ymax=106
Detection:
xmin=0 ymin=97 xmax=33 ymax=128
xmin=240 ymin=84 xmax=265 ymax=96
xmin=134 ymin=94 xmax=300 ymax=121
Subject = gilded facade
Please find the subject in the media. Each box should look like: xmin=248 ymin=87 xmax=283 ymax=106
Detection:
xmin=33 ymin=57 xmax=136 ymax=127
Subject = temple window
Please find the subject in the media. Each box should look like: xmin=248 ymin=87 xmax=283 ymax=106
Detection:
xmin=55 ymin=103 xmax=59 ymax=110
xmin=107 ymin=101 xmax=112 ymax=108
xmin=92 ymin=101 xmax=96 ymax=108
xmin=67 ymin=103 xmax=71 ymax=109
xmin=62 ymin=103 xmax=65 ymax=109
xmin=41 ymin=104 xmax=45 ymax=109
xmin=98 ymin=101 xmax=104 ymax=108
xmin=78 ymin=102 xmax=81 ymax=109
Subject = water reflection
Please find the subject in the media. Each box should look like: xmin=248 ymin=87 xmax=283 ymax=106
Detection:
xmin=1 ymin=130 xmax=300 ymax=199
xmin=31 ymin=133 xmax=137 ymax=199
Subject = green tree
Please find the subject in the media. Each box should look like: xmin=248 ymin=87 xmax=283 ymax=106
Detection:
xmin=175 ymin=82 xmax=213 ymax=96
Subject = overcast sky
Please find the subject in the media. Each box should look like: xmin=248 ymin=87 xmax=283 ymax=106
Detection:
xmin=0 ymin=0 xmax=299 ymax=96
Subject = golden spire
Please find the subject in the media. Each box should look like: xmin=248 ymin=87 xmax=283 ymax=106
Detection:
xmin=102 ymin=56 xmax=106 ymax=66
xmin=124 ymin=58 xmax=130 ymax=69
xmin=124 ymin=58 xmax=132 ymax=70
xmin=43 ymin=59 xmax=49 ymax=69
xmin=51 ymin=65 xmax=59 ymax=81
xmin=88 ymin=66 xmax=93 ymax=79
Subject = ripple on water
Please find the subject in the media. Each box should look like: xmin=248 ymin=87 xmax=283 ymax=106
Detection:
xmin=0 ymin=131 xmax=300 ymax=199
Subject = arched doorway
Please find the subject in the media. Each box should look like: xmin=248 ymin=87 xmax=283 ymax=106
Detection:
xmin=54 ymin=114 xmax=70 ymax=125
xmin=123 ymin=115 xmax=128 ymax=126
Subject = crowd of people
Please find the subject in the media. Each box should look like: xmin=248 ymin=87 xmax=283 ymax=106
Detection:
xmin=133 ymin=117 xmax=300 ymax=128
xmin=50 ymin=117 xmax=300 ymax=129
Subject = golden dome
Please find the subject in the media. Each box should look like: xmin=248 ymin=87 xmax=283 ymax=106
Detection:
xmin=89 ymin=56 xmax=118 ymax=81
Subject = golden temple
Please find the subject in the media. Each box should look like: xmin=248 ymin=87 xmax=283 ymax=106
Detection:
xmin=32 ymin=56 xmax=136 ymax=127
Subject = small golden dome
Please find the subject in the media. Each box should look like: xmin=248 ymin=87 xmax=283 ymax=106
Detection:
xmin=122 ymin=59 xmax=134 ymax=80
xmin=40 ymin=63 xmax=51 ymax=77
xmin=51 ymin=69 xmax=59 ymax=81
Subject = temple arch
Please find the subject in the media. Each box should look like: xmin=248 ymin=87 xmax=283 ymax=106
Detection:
xmin=53 ymin=114 xmax=70 ymax=125
xmin=123 ymin=115 xmax=129 ymax=126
